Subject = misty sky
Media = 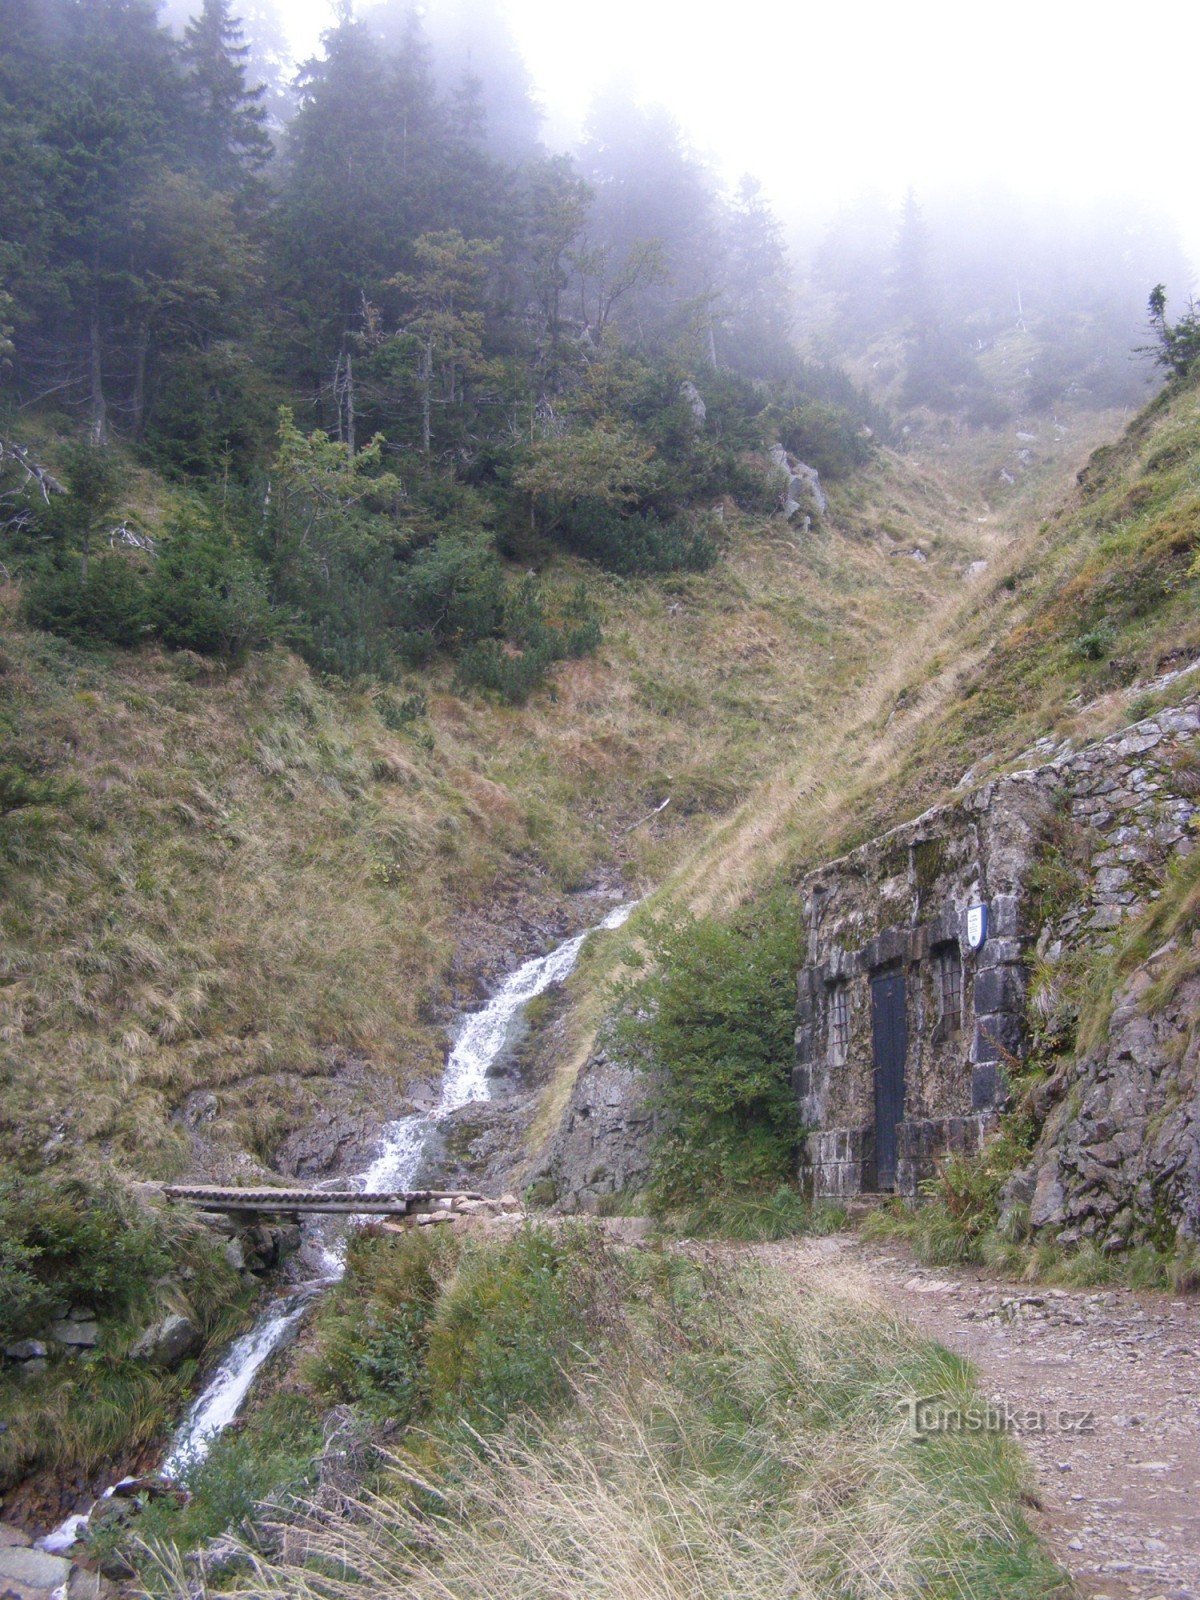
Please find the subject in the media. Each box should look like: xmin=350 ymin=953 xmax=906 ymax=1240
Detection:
xmin=282 ymin=0 xmax=1200 ymax=273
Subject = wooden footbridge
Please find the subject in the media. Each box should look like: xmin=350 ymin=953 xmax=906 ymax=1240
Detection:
xmin=162 ymin=1184 xmax=485 ymax=1218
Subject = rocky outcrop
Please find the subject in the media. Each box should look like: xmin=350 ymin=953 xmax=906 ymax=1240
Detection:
xmin=1006 ymin=957 xmax=1200 ymax=1248
xmin=128 ymin=1312 xmax=203 ymax=1369
xmin=768 ymin=444 xmax=826 ymax=526
xmin=679 ymin=380 xmax=706 ymax=431
xmin=527 ymin=1043 xmax=660 ymax=1212
xmin=994 ymin=697 xmax=1200 ymax=1248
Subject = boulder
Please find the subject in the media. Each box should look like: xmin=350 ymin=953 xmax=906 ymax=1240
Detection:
xmin=46 ymin=1318 xmax=99 ymax=1349
xmin=767 ymin=444 xmax=826 ymax=525
xmin=679 ymin=380 xmax=706 ymax=430
xmin=0 ymin=1544 xmax=72 ymax=1598
xmin=4 ymin=1340 xmax=48 ymax=1362
xmin=1029 ymin=1165 xmax=1066 ymax=1229
xmin=129 ymin=1312 xmax=202 ymax=1369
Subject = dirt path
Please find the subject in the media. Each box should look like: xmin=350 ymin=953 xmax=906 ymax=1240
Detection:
xmin=757 ymin=1234 xmax=1200 ymax=1600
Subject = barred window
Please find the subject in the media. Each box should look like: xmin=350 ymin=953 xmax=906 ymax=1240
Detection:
xmin=828 ymin=983 xmax=851 ymax=1064
xmin=934 ymin=943 xmax=963 ymax=1033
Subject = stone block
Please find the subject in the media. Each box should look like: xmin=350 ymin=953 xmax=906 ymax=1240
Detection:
xmin=972 ymin=1062 xmax=1007 ymax=1110
xmin=47 ymin=1318 xmax=99 ymax=1349
xmin=973 ymin=1011 xmax=1023 ymax=1064
xmin=972 ymin=965 xmax=1025 ymax=1015
xmin=988 ymin=894 xmax=1021 ymax=938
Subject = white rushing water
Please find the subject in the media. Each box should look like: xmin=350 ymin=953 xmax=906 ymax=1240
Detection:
xmin=358 ymin=899 xmax=635 ymax=1194
xmin=39 ymin=896 xmax=635 ymax=1550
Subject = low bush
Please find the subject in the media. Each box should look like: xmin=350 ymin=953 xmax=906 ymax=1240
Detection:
xmin=0 ymin=1176 xmax=250 ymax=1490
xmin=23 ymin=558 xmax=149 ymax=647
xmin=0 ymin=1175 xmax=173 ymax=1344
xmin=307 ymin=1224 xmax=628 ymax=1435
xmin=556 ymin=501 xmax=718 ymax=575
xmin=617 ymin=889 xmax=803 ymax=1206
xmin=455 ymin=577 xmax=602 ymax=704
xmin=772 ymin=397 xmax=873 ymax=479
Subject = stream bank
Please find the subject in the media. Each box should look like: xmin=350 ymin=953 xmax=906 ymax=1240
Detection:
xmin=11 ymin=893 xmax=637 ymax=1582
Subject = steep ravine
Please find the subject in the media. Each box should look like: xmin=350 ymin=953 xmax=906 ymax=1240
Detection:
xmin=28 ymin=895 xmax=637 ymax=1567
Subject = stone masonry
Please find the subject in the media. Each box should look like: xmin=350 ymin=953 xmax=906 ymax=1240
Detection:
xmin=796 ymin=690 xmax=1200 ymax=1211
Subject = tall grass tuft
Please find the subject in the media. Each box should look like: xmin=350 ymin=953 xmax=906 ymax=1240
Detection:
xmin=138 ymin=1244 xmax=1068 ymax=1600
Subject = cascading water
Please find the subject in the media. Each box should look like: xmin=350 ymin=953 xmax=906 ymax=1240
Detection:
xmin=38 ymin=898 xmax=634 ymax=1551
xmin=359 ymin=899 xmax=635 ymax=1194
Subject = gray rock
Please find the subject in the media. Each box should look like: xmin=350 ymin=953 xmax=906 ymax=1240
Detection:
xmin=679 ymin=380 xmax=706 ymax=430
xmin=4 ymin=1340 xmax=48 ymax=1362
xmin=129 ymin=1311 xmax=202 ymax=1369
xmin=0 ymin=1544 xmax=72 ymax=1594
xmin=0 ymin=1524 xmax=31 ymax=1548
xmin=531 ymin=1041 xmax=661 ymax=1210
xmin=47 ymin=1318 xmax=99 ymax=1348
xmin=67 ymin=1570 xmax=112 ymax=1600
xmin=1028 ymin=1167 xmax=1065 ymax=1230
xmin=768 ymin=443 xmax=826 ymax=523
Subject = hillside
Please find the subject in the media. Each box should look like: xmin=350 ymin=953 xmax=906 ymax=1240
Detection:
xmin=519 ymin=370 xmax=1200 ymax=1183
xmin=0 ymin=427 xmax=1008 ymax=1181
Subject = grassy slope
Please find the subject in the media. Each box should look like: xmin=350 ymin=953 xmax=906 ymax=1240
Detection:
xmin=133 ymin=1228 xmax=1068 ymax=1600
xmin=522 ymin=373 xmax=1200 ymax=1164
xmin=1 ymin=427 xmax=1007 ymax=1179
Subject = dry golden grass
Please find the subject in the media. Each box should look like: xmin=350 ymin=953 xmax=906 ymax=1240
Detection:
xmin=521 ymin=396 xmax=1194 ymax=1162
xmin=140 ymin=1252 xmax=1066 ymax=1600
xmin=2 ymin=433 xmax=1006 ymax=1179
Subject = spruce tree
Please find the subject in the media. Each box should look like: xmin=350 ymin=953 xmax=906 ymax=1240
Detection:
xmin=181 ymin=0 xmax=272 ymax=195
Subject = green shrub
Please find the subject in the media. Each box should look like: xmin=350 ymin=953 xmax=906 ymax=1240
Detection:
xmin=308 ymin=1224 xmax=626 ymax=1434
xmin=617 ymin=889 xmax=803 ymax=1206
xmin=0 ymin=1175 xmax=172 ymax=1343
xmin=455 ymin=577 xmax=602 ymax=704
xmin=396 ymin=531 xmax=506 ymax=649
xmin=144 ymin=514 xmax=274 ymax=658
xmin=22 ymin=558 xmax=148 ymax=647
xmin=127 ymin=1393 xmax=322 ymax=1554
xmin=773 ymin=398 xmax=872 ymax=479
xmin=557 ymin=501 xmax=717 ymax=575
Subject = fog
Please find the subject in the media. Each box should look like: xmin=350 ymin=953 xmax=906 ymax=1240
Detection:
xmin=276 ymin=0 xmax=1200 ymax=270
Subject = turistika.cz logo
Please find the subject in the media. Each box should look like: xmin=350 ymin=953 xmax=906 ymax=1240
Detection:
xmin=897 ymin=1396 xmax=1097 ymax=1439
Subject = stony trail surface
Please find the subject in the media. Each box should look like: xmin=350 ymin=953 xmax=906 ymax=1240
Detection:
xmin=757 ymin=1235 xmax=1200 ymax=1600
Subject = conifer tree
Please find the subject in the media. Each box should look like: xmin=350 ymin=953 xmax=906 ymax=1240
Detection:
xmin=181 ymin=0 xmax=272 ymax=195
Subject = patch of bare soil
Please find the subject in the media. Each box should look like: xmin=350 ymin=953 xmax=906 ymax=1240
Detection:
xmin=758 ymin=1235 xmax=1200 ymax=1600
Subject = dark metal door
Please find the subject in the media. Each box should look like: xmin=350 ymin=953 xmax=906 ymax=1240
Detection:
xmin=871 ymin=971 xmax=907 ymax=1190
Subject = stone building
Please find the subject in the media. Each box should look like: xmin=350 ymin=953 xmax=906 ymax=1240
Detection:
xmin=796 ymin=688 xmax=1200 ymax=1202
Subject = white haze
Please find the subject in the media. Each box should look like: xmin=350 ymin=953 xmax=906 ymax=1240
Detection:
xmin=277 ymin=0 xmax=1199 ymax=273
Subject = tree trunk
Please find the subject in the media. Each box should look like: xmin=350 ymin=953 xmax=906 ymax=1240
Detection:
xmin=421 ymin=338 xmax=432 ymax=458
xmin=89 ymin=307 xmax=108 ymax=446
xmin=131 ymin=323 xmax=149 ymax=438
xmin=345 ymin=348 xmax=356 ymax=457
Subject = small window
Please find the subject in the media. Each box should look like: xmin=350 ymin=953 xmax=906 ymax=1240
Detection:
xmin=933 ymin=943 xmax=962 ymax=1036
xmin=828 ymin=983 xmax=851 ymax=1065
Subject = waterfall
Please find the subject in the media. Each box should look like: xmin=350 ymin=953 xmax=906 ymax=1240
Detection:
xmin=38 ymin=898 xmax=634 ymax=1549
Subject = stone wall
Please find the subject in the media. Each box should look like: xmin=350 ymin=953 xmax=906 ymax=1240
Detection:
xmin=1000 ymin=695 xmax=1200 ymax=1247
xmin=796 ymin=691 xmax=1200 ymax=1213
xmin=795 ymin=776 xmax=1051 ymax=1197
